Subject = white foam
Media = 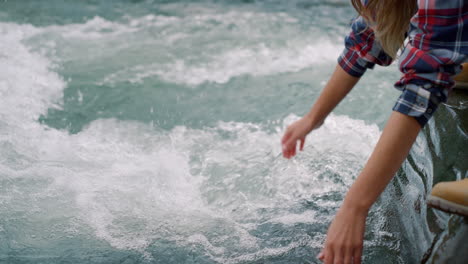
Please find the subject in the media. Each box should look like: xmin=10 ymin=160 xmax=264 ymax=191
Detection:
xmin=42 ymin=16 xmax=139 ymax=40
xmin=0 ymin=23 xmax=63 ymax=124
xmin=100 ymin=40 xmax=341 ymax=86
xmin=86 ymin=11 xmax=341 ymax=86
xmin=6 ymin=10 xmax=342 ymax=87
xmin=268 ymin=211 xmax=317 ymax=226
xmin=219 ymin=239 xmax=308 ymax=264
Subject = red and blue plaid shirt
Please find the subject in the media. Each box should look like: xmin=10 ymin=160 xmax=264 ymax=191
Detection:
xmin=338 ymin=0 xmax=468 ymax=126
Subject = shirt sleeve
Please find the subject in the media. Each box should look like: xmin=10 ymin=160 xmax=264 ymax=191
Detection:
xmin=338 ymin=16 xmax=393 ymax=78
xmin=393 ymin=0 xmax=468 ymax=127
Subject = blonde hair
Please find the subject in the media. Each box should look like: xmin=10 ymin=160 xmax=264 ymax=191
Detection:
xmin=351 ymin=0 xmax=417 ymax=58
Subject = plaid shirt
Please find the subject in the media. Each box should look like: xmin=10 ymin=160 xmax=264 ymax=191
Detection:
xmin=338 ymin=0 xmax=468 ymax=126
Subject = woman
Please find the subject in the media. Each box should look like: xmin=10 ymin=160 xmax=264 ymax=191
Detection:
xmin=280 ymin=0 xmax=468 ymax=263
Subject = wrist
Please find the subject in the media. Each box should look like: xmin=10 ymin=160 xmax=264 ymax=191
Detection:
xmin=342 ymin=191 xmax=372 ymax=215
xmin=304 ymin=113 xmax=324 ymax=131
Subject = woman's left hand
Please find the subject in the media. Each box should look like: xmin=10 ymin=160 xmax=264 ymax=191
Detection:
xmin=317 ymin=205 xmax=368 ymax=264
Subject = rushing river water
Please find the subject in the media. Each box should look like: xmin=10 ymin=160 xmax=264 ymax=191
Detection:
xmin=0 ymin=0 xmax=447 ymax=263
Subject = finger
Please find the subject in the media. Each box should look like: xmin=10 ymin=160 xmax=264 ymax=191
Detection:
xmin=324 ymin=248 xmax=334 ymax=264
xmin=291 ymin=141 xmax=297 ymax=157
xmin=317 ymin=251 xmax=325 ymax=261
xmin=344 ymin=247 xmax=353 ymax=264
xmin=282 ymin=145 xmax=289 ymax=157
xmin=285 ymin=139 xmax=296 ymax=158
xmin=353 ymin=245 xmax=363 ymax=264
xmin=333 ymin=249 xmax=343 ymax=264
xmin=299 ymin=138 xmax=305 ymax=151
xmin=288 ymin=143 xmax=295 ymax=158
xmin=281 ymin=130 xmax=292 ymax=144
xmin=282 ymin=139 xmax=293 ymax=157
xmin=284 ymin=147 xmax=291 ymax=159
xmin=284 ymin=136 xmax=296 ymax=149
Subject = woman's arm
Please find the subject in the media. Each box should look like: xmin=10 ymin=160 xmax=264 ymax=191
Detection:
xmin=281 ymin=65 xmax=359 ymax=158
xmin=306 ymin=64 xmax=360 ymax=126
xmin=319 ymin=1 xmax=466 ymax=263
xmin=283 ymin=14 xmax=393 ymax=158
xmin=344 ymin=111 xmax=421 ymax=211
xmin=319 ymin=111 xmax=421 ymax=264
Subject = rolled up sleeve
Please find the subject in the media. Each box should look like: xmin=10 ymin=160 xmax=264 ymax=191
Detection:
xmin=392 ymin=82 xmax=448 ymax=127
xmin=338 ymin=16 xmax=393 ymax=78
xmin=393 ymin=0 xmax=468 ymax=127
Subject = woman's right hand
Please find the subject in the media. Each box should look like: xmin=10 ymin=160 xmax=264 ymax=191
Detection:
xmin=281 ymin=116 xmax=322 ymax=159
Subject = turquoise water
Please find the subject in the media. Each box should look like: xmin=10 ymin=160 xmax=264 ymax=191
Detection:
xmin=0 ymin=0 xmax=435 ymax=263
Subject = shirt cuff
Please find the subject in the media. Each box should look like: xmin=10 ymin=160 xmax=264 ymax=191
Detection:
xmin=337 ymin=47 xmax=371 ymax=78
xmin=392 ymin=83 xmax=448 ymax=127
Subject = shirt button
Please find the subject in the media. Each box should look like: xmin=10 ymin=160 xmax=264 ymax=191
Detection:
xmin=427 ymin=108 xmax=432 ymax=113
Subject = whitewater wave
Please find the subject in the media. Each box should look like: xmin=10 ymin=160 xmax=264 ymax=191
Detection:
xmin=18 ymin=11 xmax=343 ymax=86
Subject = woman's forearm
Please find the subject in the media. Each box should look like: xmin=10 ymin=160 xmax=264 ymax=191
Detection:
xmin=305 ymin=65 xmax=360 ymax=127
xmin=343 ymin=111 xmax=422 ymax=212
